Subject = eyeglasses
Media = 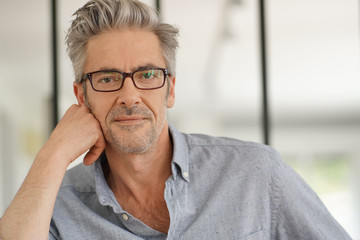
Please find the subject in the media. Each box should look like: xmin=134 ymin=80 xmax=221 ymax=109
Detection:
xmin=83 ymin=67 xmax=169 ymax=92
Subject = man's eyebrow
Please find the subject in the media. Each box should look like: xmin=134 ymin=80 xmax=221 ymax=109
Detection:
xmin=133 ymin=64 xmax=161 ymax=71
xmin=95 ymin=64 xmax=162 ymax=73
xmin=97 ymin=67 xmax=121 ymax=72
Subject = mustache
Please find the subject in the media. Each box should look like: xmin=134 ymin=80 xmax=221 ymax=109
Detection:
xmin=107 ymin=106 xmax=152 ymax=119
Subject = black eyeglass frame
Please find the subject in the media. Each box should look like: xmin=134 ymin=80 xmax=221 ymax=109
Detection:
xmin=82 ymin=67 xmax=169 ymax=92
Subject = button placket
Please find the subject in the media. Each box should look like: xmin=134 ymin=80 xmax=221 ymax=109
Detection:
xmin=122 ymin=213 xmax=129 ymax=221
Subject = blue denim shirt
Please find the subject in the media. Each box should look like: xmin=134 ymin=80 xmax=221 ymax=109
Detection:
xmin=49 ymin=125 xmax=351 ymax=239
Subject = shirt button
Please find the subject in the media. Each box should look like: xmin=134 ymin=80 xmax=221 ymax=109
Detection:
xmin=122 ymin=213 xmax=129 ymax=221
xmin=183 ymin=172 xmax=189 ymax=178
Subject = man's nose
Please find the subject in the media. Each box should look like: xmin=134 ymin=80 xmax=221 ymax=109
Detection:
xmin=116 ymin=77 xmax=141 ymax=108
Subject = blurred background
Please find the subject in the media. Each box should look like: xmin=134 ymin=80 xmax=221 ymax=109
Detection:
xmin=0 ymin=0 xmax=359 ymax=238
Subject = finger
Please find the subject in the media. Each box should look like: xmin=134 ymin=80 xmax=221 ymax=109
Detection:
xmin=83 ymin=136 xmax=106 ymax=166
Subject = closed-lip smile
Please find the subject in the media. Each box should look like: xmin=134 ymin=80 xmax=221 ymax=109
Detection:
xmin=113 ymin=116 xmax=148 ymax=125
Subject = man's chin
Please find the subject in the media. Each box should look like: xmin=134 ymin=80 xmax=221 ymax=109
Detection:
xmin=108 ymin=136 xmax=153 ymax=154
xmin=104 ymin=123 xmax=154 ymax=153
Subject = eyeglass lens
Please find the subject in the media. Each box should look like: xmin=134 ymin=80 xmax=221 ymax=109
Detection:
xmin=90 ymin=69 xmax=165 ymax=91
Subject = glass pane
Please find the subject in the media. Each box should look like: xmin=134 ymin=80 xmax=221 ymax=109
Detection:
xmin=3 ymin=0 xmax=356 ymax=237
xmin=163 ymin=0 xmax=262 ymax=142
xmin=268 ymin=0 xmax=360 ymax=238
xmin=0 ymin=0 xmax=51 ymax=215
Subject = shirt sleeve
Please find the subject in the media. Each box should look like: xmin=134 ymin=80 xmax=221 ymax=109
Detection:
xmin=270 ymin=150 xmax=352 ymax=240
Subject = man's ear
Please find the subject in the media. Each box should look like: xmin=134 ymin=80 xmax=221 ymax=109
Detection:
xmin=167 ymin=75 xmax=176 ymax=108
xmin=73 ymin=82 xmax=85 ymax=105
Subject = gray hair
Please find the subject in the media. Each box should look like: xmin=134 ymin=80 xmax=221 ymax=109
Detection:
xmin=66 ymin=0 xmax=179 ymax=83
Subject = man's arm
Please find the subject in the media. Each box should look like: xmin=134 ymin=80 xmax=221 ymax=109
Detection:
xmin=270 ymin=151 xmax=352 ymax=239
xmin=0 ymin=104 xmax=105 ymax=240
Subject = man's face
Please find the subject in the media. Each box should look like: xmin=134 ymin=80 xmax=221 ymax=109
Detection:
xmin=75 ymin=29 xmax=175 ymax=154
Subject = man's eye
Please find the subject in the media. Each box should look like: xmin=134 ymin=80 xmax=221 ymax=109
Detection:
xmin=99 ymin=77 xmax=113 ymax=83
xmin=142 ymin=73 xmax=155 ymax=79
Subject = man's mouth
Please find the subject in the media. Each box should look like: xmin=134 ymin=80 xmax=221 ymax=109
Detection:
xmin=113 ymin=116 xmax=148 ymax=125
xmin=107 ymin=106 xmax=152 ymax=127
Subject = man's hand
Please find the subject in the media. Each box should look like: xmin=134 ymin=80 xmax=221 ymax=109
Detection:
xmin=45 ymin=104 xmax=106 ymax=166
xmin=0 ymin=104 xmax=106 ymax=240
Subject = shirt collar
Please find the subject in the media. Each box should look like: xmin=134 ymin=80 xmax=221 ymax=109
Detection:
xmin=94 ymin=153 xmax=122 ymax=211
xmin=169 ymin=124 xmax=190 ymax=182
xmin=93 ymin=124 xmax=190 ymax=207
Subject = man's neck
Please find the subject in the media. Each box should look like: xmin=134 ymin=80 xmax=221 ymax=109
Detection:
xmin=102 ymin=123 xmax=173 ymax=233
xmin=104 ymin=123 xmax=173 ymax=204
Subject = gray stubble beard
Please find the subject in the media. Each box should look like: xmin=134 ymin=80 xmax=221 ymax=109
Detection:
xmin=83 ymin=81 xmax=169 ymax=154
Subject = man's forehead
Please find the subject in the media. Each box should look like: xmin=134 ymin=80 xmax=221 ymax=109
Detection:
xmin=84 ymin=29 xmax=165 ymax=73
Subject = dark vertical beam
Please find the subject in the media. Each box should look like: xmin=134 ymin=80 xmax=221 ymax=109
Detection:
xmin=155 ymin=0 xmax=161 ymax=14
xmin=259 ymin=0 xmax=270 ymax=145
xmin=51 ymin=0 xmax=59 ymax=129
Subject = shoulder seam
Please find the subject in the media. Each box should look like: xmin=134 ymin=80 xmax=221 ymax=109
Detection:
xmin=188 ymin=142 xmax=274 ymax=153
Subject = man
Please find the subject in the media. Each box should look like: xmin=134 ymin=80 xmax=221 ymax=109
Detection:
xmin=0 ymin=0 xmax=352 ymax=239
